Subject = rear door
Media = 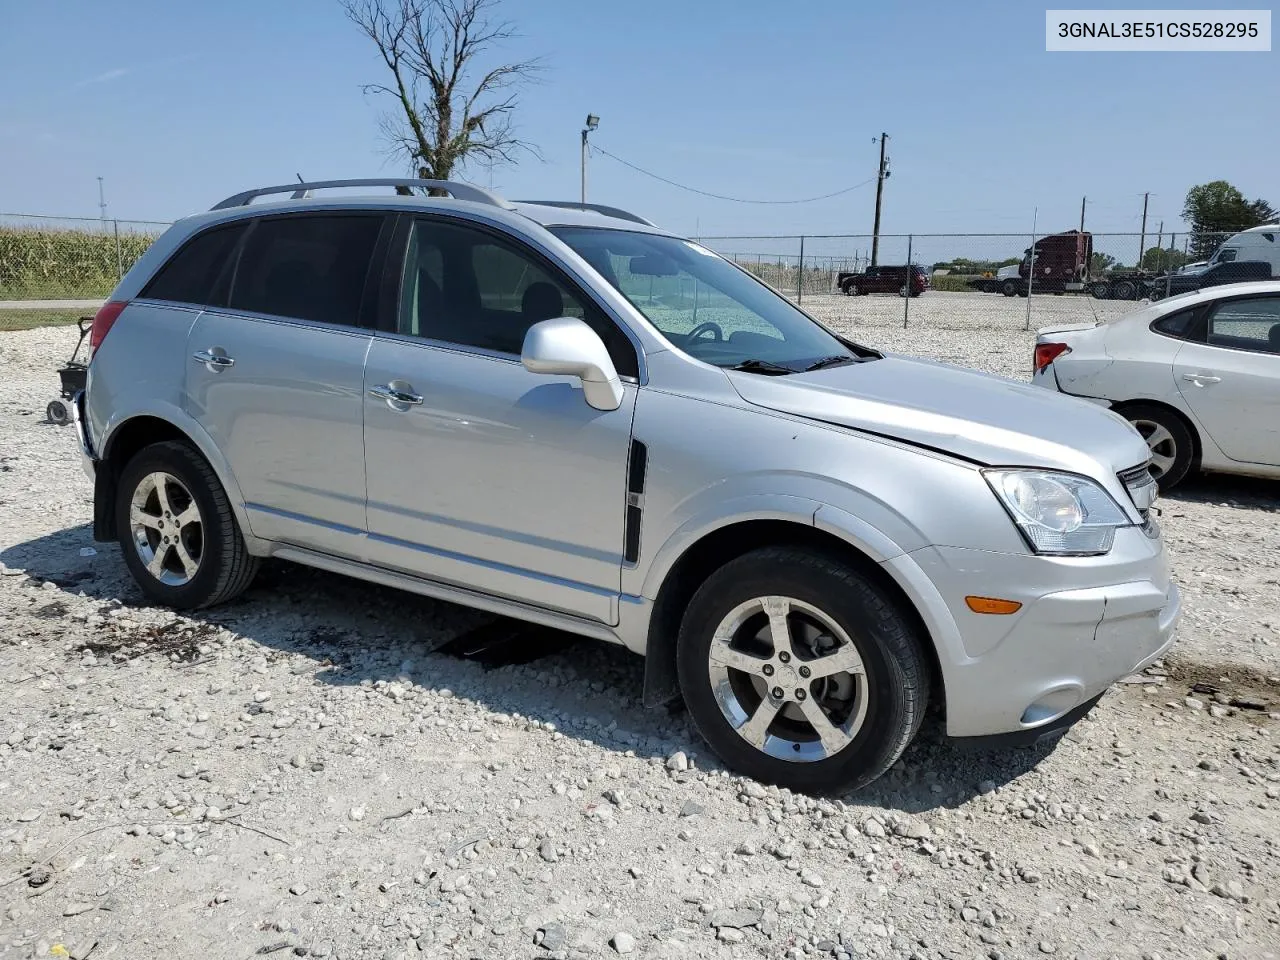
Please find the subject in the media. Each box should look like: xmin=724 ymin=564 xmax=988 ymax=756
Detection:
xmin=1173 ymin=294 xmax=1280 ymax=466
xmin=184 ymin=212 xmax=389 ymax=555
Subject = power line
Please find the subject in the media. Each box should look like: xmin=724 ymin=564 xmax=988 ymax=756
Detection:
xmin=590 ymin=144 xmax=877 ymax=205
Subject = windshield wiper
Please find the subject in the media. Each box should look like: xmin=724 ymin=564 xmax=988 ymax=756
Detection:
xmin=802 ymin=354 xmax=858 ymax=371
xmin=726 ymin=358 xmax=796 ymax=376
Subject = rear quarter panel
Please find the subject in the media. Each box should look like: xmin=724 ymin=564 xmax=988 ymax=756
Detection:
xmin=87 ymin=302 xmax=201 ymax=445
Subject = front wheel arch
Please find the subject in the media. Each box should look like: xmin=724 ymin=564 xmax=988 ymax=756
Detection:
xmin=641 ymin=520 xmax=943 ymax=718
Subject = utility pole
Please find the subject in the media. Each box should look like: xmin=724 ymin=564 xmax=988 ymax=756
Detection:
xmin=1137 ymin=191 xmax=1149 ymax=269
xmin=97 ymin=176 xmax=107 ymax=229
xmin=1079 ymin=196 xmax=1087 ymax=234
xmin=580 ymin=114 xmax=599 ymax=206
xmin=870 ymin=133 xmax=890 ymax=268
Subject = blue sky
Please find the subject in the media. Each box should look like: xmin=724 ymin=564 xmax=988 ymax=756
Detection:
xmin=0 ymin=0 xmax=1274 ymax=246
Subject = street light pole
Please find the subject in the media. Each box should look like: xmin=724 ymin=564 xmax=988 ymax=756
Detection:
xmin=581 ymin=114 xmax=599 ymax=205
xmin=97 ymin=176 xmax=107 ymax=230
xmin=870 ymin=133 xmax=890 ymax=267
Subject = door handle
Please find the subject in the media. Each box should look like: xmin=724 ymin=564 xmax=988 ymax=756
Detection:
xmin=192 ymin=350 xmax=234 ymax=370
xmin=369 ymin=383 xmax=424 ymax=406
xmin=1181 ymin=373 xmax=1221 ymax=385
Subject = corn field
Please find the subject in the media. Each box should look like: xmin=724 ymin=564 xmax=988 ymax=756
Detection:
xmin=0 ymin=218 xmax=165 ymax=300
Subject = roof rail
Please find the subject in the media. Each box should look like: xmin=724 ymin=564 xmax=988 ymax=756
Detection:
xmin=516 ymin=200 xmax=656 ymax=227
xmin=211 ymin=178 xmax=513 ymax=211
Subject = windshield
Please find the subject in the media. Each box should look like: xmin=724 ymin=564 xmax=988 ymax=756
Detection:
xmin=551 ymin=227 xmax=862 ymax=371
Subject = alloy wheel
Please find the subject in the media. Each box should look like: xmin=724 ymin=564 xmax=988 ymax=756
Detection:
xmin=1131 ymin=419 xmax=1177 ymax=480
xmin=707 ymin=595 xmax=869 ymax=762
xmin=129 ymin=471 xmax=203 ymax=586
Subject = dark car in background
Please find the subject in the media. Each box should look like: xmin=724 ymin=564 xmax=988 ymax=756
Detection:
xmin=1148 ymin=260 xmax=1273 ymax=300
xmin=838 ymin=264 xmax=929 ymax=297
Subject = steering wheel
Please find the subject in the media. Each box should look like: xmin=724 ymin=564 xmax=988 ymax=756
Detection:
xmin=687 ymin=321 xmax=724 ymax=343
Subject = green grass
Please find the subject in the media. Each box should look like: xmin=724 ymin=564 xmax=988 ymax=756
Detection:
xmin=0 ymin=309 xmax=89 ymax=332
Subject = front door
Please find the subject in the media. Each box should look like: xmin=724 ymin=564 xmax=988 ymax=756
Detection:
xmin=1173 ymin=294 xmax=1280 ymax=466
xmin=362 ymin=215 xmax=639 ymax=622
xmin=184 ymin=212 xmax=387 ymax=555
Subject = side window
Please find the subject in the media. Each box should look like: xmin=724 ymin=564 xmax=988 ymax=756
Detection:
xmin=140 ymin=223 xmax=245 ymax=306
xmin=398 ymin=218 xmax=637 ymax=377
xmin=230 ymin=215 xmax=382 ymax=326
xmin=1151 ymin=308 xmax=1199 ymax=341
xmin=1206 ymin=297 xmax=1280 ymax=355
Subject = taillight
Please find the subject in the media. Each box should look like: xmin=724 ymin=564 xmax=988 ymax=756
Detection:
xmin=1034 ymin=342 xmax=1071 ymax=372
xmin=88 ymin=301 xmax=128 ymax=358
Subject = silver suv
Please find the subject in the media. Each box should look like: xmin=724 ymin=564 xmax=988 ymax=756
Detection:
xmin=74 ymin=178 xmax=1180 ymax=792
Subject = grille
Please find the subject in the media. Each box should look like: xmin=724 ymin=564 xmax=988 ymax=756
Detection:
xmin=1117 ymin=463 xmax=1152 ymax=487
xmin=1117 ymin=461 xmax=1158 ymax=531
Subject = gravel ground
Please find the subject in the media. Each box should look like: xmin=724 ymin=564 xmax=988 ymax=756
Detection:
xmin=2 ymin=312 xmax=1279 ymax=960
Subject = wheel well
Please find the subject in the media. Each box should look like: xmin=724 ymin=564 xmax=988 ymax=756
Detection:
xmin=1110 ymin=399 xmax=1202 ymax=467
xmin=641 ymin=519 xmax=944 ymax=715
xmin=95 ymin=416 xmax=191 ymax=540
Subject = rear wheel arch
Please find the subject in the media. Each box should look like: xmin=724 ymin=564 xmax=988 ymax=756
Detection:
xmin=641 ymin=519 xmax=943 ymax=717
xmin=1110 ymin=398 xmax=1202 ymax=466
xmin=96 ymin=415 xmax=250 ymax=545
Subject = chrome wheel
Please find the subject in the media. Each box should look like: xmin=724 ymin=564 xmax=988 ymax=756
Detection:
xmin=707 ymin=595 xmax=868 ymax=763
xmin=1131 ymin=419 xmax=1177 ymax=480
xmin=129 ymin=471 xmax=203 ymax=586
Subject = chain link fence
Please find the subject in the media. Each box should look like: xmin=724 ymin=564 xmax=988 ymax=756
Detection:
xmin=695 ymin=230 xmax=1252 ymax=330
xmin=0 ymin=214 xmax=170 ymax=301
xmin=1 ymin=214 xmax=1265 ymax=334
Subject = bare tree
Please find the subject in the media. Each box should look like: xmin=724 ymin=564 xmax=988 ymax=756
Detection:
xmin=341 ymin=0 xmax=541 ymax=185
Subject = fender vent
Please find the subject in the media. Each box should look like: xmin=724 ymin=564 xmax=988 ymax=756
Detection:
xmin=623 ymin=440 xmax=648 ymax=564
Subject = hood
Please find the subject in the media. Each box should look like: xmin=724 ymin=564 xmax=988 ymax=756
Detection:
xmin=727 ymin=355 xmax=1150 ymax=478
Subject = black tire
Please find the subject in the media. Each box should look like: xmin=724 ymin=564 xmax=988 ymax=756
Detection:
xmin=676 ymin=546 xmax=929 ymax=794
xmin=841 ymin=281 xmax=860 ymax=296
xmin=1000 ymin=279 xmax=1019 ymax=297
xmin=115 ymin=440 xmax=259 ymax=609
xmin=1113 ymin=279 xmax=1137 ymax=301
xmin=46 ymin=400 xmax=69 ymax=425
xmin=1090 ymin=281 xmax=1111 ymax=300
xmin=1119 ymin=403 xmax=1195 ymax=490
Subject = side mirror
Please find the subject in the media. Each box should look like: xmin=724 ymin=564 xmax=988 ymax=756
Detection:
xmin=521 ymin=317 xmax=624 ymax=411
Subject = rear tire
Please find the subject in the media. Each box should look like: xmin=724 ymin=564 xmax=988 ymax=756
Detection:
xmin=841 ymin=281 xmax=860 ymax=296
xmin=1000 ymin=279 xmax=1018 ymax=297
xmin=676 ymin=546 xmax=929 ymax=794
xmin=115 ymin=441 xmax=259 ymax=609
xmin=1120 ymin=404 xmax=1195 ymax=490
xmin=1090 ymin=281 xmax=1111 ymax=300
xmin=1113 ymin=279 xmax=1138 ymax=301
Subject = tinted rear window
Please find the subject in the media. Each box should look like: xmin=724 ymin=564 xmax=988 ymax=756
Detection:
xmin=1151 ymin=308 xmax=1199 ymax=340
xmin=140 ymin=223 xmax=245 ymax=306
xmin=230 ymin=215 xmax=382 ymax=326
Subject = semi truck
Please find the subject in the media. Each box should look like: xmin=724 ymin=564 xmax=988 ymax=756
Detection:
xmin=986 ymin=229 xmax=1152 ymax=300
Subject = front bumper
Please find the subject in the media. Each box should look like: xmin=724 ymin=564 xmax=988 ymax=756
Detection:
xmin=887 ymin=528 xmax=1181 ymax=738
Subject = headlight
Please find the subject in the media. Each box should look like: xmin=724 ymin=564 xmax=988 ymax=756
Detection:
xmin=984 ymin=469 xmax=1133 ymax=556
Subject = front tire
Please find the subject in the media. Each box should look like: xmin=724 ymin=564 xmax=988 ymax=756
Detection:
xmin=676 ymin=547 xmax=929 ymax=794
xmin=1121 ymin=404 xmax=1194 ymax=489
xmin=1000 ymin=279 xmax=1018 ymax=297
xmin=115 ymin=440 xmax=259 ymax=609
